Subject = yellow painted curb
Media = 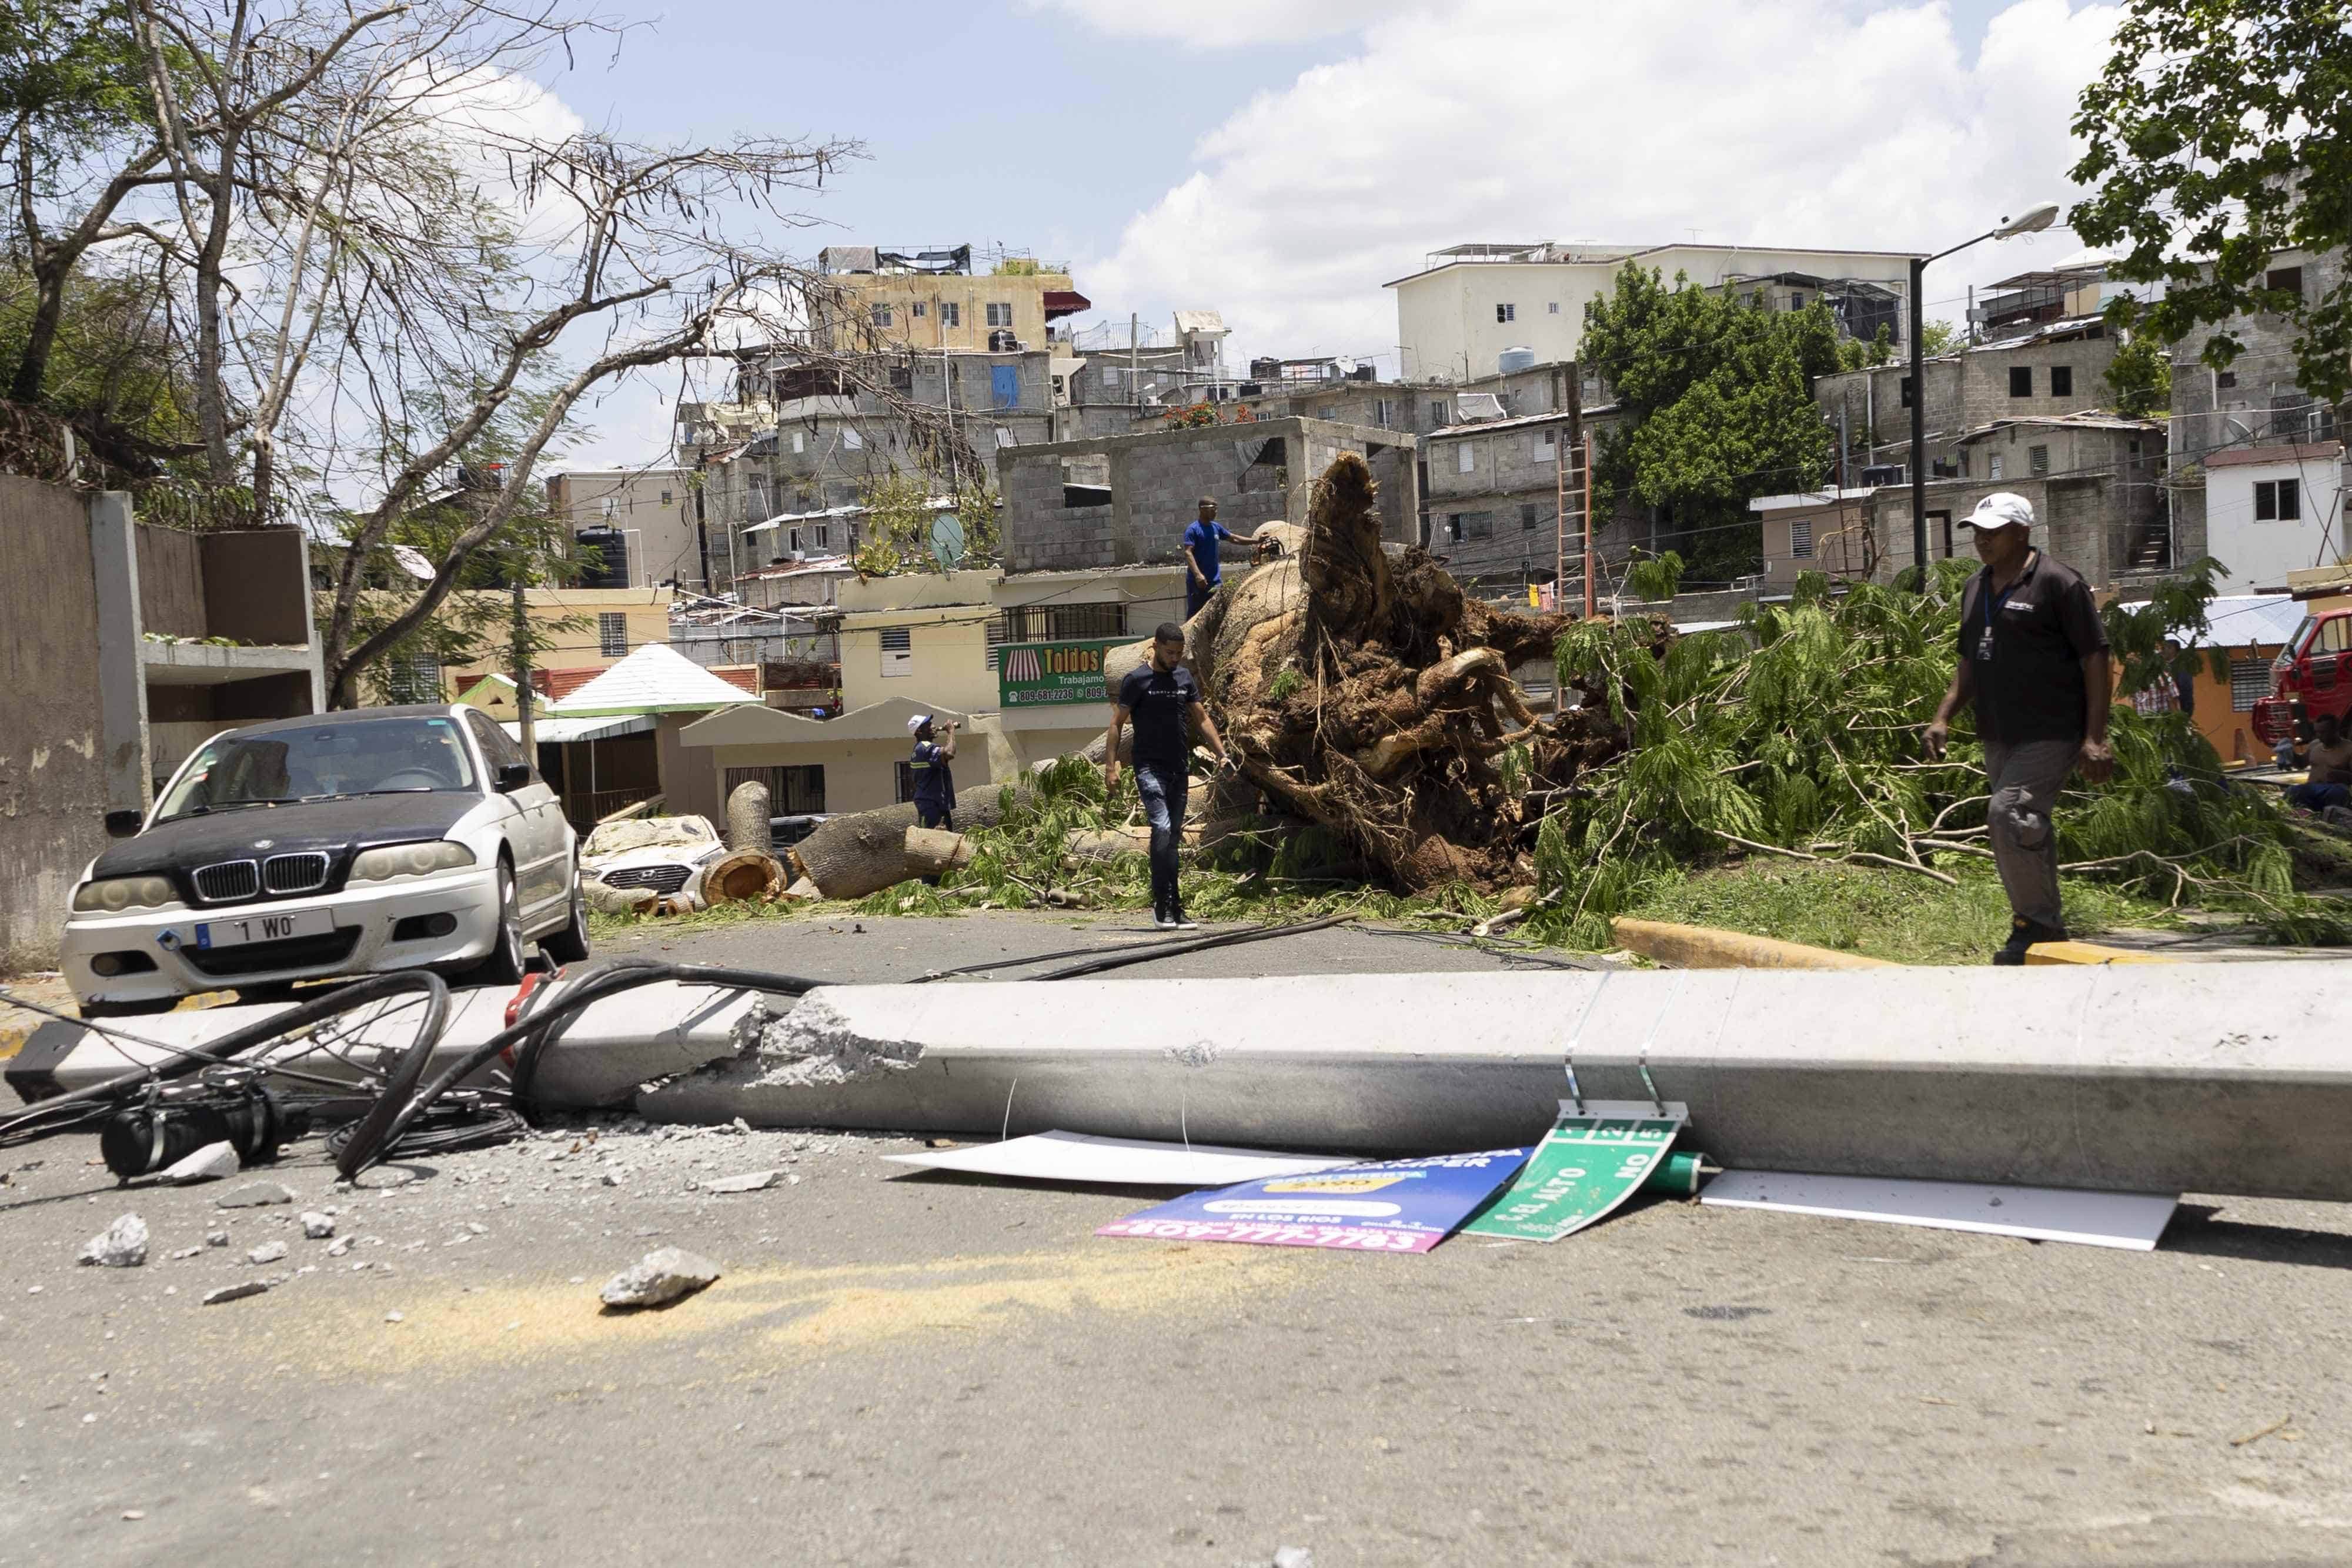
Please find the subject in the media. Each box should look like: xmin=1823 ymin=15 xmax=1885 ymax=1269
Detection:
xmin=1609 ymin=918 xmax=1897 ymax=971
xmin=2024 ymin=941 xmax=2176 ymax=966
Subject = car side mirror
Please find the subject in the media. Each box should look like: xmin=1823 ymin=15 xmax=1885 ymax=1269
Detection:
xmin=495 ymin=762 xmax=533 ymax=793
xmin=103 ymin=808 xmax=144 ymax=839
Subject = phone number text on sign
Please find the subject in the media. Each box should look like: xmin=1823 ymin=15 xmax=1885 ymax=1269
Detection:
xmin=1095 ymin=1218 xmax=1434 ymax=1252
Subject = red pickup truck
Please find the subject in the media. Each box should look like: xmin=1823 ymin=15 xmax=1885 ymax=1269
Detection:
xmin=2252 ymin=607 xmax=2352 ymax=745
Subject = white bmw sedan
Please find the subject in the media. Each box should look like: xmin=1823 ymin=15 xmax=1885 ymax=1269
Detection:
xmin=61 ymin=704 xmax=587 ymax=1016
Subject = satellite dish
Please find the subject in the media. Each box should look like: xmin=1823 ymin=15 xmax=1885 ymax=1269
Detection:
xmin=928 ymin=511 xmax=966 ymax=570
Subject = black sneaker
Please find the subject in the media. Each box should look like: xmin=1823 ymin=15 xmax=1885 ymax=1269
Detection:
xmin=1992 ymin=918 xmax=2068 ymax=966
xmin=1172 ymin=908 xmax=1199 ymax=931
xmin=1154 ymin=907 xmax=1179 ymax=931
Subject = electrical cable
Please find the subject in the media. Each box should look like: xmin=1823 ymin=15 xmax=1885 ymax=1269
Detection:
xmin=1013 ymin=912 xmax=1353 ymax=982
xmin=335 ymin=962 xmax=828 ymax=1179
xmin=0 ymin=972 xmax=450 ymax=1150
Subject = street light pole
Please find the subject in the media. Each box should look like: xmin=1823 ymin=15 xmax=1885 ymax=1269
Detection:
xmin=1906 ymin=202 xmax=2063 ymax=589
xmin=1909 ymin=254 xmax=1929 ymax=580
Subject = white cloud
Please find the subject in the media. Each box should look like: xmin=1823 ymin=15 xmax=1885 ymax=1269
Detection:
xmin=1022 ymin=0 xmax=1416 ymax=46
xmin=1074 ymin=0 xmax=2121 ymax=371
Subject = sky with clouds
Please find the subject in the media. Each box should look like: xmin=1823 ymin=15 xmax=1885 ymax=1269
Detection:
xmin=531 ymin=0 xmax=2123 ymax=470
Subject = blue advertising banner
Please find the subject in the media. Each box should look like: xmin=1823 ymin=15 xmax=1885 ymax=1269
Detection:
xmin=1095 ymin=1148 xmax=1530 ymax=1254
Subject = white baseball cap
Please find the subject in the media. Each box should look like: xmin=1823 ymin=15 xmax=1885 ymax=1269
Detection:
xmin=907 ymin=714 xmax=932 ymax=733
xmin=1963 ymin=492 xmax=2036 ymax=532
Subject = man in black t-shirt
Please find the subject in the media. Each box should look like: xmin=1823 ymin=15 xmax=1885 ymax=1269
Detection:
xmin=1105 ymin=623 xmax=1232 ymax=930
xmin=1924 ymin=492 xmax=2113 ymax=964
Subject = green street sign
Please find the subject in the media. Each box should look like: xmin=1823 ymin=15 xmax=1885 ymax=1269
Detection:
xmin=1462 ymin=1101 xmax=1686 ymax=1243
xmin=998 ymin=639 xmax=1116 ymax=707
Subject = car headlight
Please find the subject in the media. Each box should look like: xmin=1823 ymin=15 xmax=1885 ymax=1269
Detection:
xmin=72 ymin=876 xmax=179 ymax=914
xmin=349 ymin=841 xmax=477 ymax=884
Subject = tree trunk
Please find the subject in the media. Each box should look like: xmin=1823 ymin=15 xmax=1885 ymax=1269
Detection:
xmin=788 ymin=782 xmax=1030 ymax=900
xmin=726 ymin=780 xmax=771 ymax=852
xmin=904 ymin=826 xmax=974 ymax=877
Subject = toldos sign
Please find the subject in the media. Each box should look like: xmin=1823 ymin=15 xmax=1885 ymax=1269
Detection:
xmin=998 ymin=639 xmax=1117 ymax=707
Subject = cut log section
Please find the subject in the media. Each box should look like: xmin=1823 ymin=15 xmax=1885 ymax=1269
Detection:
xmin=788 ymin=782 xmax=1034 ymax=900
xmin=904 ymin=827 xmax=976 ymax=878
xmin=703 ymin=851 xmax=787 ymax=904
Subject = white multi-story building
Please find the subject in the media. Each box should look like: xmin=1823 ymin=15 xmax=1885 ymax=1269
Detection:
xmin=2204 ymin=443 xmax=2346 ymax=590
xmin=1387 ymin=241 xmax=1917 ymax=383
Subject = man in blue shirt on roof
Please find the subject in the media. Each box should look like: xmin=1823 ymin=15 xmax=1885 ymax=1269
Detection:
xmin=1182 ymin=497 xmax=1234 ymax=620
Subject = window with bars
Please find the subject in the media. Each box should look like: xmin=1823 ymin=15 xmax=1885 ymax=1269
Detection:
xmin=599 ymin=613 xmax=627 ymax=657
xmin=941 ymin=302 xmax=961 ymax=328
xmin=382 ymin=650 xmax=442 ymax=704
xmin=1790 ymin=518 xmax=1813 ymax=559
xmin=870 ymin=303 xmax=893 ymax=328
xmin=1496 ymin=303 xmax=1516 ymax=323
xmin=984 ymin=618 xmax=1007 ymax=671
xmin=2029 ymin=445 xmax=2050 ymax=476
xmin=1429 ymin=399 xmax=1449 ymax=426
xmin=997 ymin=601 xmax=1126 ymax=644
xmin=724 ymin=764 xmax=826 ymax=814
xmin=985 ymin=302 xmax=1013 ymax=327
xmin=2230 ymin=659 xmax=2270 ymax=712
xmin=1520 ymin=503 xmax=1542 ymax=532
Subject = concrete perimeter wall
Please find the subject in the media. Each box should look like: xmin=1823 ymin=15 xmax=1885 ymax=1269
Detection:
xmin=0 ymin=477 xmax=106 ymax=971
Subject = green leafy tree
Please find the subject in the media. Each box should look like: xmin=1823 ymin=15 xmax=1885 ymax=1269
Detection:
xmin=1581 ymin=265 xmax=1839 ymax=584
xmin=2102 ymin=329 xmax=2174 ymax=419
xmin=2070 ymin=0 xmax=2352 ymax=402
xmin=851 ymin=468 xmax=1000 ymax=577
xmin=1919 ymin=319 xmax=1959 ymax=356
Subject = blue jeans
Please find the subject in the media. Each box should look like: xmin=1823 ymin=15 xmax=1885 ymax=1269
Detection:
xmin=2288 ymin=782 xmax=2350 ymax=812
xmin=1134 ymin=760 xmax=1188 ymax=914
xmin=1186 ymin=578 xmax=1215 ymax=619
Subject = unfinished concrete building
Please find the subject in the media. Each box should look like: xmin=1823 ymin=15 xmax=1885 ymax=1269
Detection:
xmin=996 ymin=418 xmax=1418 ymax=575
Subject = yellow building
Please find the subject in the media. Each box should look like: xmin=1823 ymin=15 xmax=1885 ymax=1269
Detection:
xmin=814 ymin=245 xmax=1090 ymax=354
xmin=333 ymin=586 xmax=680 ymax=707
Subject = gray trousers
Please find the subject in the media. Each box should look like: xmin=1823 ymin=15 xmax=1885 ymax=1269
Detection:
xmin=1982 ymin=738 xmax=2079 ymax=930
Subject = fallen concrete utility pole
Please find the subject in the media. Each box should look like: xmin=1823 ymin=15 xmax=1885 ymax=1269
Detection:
xmin=643 ymin=965 xmax=2352 ymax=1202
xmin=6 ymin=979 xmax=780 ymax=1110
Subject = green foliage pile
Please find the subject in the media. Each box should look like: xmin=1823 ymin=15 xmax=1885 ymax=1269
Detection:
xmin=1532 ymin=562 xmax=2341 ymax=948
xmin=1579 ymin=265 xmax=1846 ymax=584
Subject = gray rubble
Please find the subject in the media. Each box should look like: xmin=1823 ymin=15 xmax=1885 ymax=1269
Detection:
xmin=245 ymin=1241 xmax=288 ymax=1265
xmin=215 ymin=1182 xmax=296 ymax=1208
xmin=78 ymin=1214 xmax=148 ymax=1268
xmin=163 ymin=1141 xmax=239 ymax=1185
xmin=202 ymin=1282 xmax=269 ymax=1306
xmin=300 ymin=1212 xmax=336 ymax=1239
xmin=699 ymin=1170 xmax=778 ymax=1194
xmin=600 ymin=1247 xmax=721 ymax=1309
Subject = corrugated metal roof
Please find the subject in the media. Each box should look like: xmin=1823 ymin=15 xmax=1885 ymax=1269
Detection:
xmin=547 ymin=644 xmax=756 ymax=717
xmin=2114 ymin=594 xmax=2305 ymax=651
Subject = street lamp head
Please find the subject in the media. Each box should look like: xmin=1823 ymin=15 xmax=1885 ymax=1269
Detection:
xmin=1994 ymin=202 xmax=2062 ymax=239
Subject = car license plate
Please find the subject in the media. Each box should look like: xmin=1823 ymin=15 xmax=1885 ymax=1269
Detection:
xmin=193 ymin=908 xmax=332 ymax=950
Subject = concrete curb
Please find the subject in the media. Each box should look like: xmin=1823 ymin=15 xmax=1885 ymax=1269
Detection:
xmin=1611 ymin=918 xmax=1897 ymax=971
xmin=2026 ymin=941 xmax=2176 ymax=966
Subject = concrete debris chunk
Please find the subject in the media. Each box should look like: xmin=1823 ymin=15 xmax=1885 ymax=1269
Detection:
xmin=246 ymin=1242 xmax=288 ymax=1265
xmin=300 ymin=1212 xmax=335 ymax=1240
xmin=701 ymin=1170 xmax=778 ymax=1194
xmin=600 ymin=1247 xmax=721 ymax=1310
xmin=202 ymin=1282 xmax=269 ymax=1306
xmin=163 ymin=1141 xmax=239 ymax=1185
xmin=1273 ymin=1550 xmax=1314 ymax=1568
xmin=204 ymin=1230 xmax=229 ymax=1247
xmin=168 ymin=1246 xmax=202 ymax=1261
xmin=79 ymin=1214 xmax=149 ymax=1268
xmin=215 ymin=1182 xmax=296 ymax=1209
xmin=326 ymin=1237 xmax=353 ymax=1257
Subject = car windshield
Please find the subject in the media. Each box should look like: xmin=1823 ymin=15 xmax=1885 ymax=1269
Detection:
xmin=153 ymin=717 xmax=477 ymax=823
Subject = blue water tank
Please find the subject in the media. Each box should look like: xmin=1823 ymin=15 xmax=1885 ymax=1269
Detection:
xmin=1498 ymin=345 xmax=1537 ymax=375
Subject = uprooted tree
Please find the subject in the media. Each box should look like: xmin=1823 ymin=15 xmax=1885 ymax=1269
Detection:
xmin=1111 ymin=449 xmax=1617 ymax=895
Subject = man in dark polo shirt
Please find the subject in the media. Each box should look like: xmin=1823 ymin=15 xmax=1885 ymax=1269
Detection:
xmin=1105 ymin=623 xmax=1232 ymax=930
xmin=1924 ymin=492 xmax=2114 ymax=964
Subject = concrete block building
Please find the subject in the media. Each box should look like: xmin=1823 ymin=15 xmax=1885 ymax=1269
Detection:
xmin=995 ymin=417 xmax=1419 ymax=575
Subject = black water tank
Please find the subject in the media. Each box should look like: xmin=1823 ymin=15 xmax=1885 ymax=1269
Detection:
xmin=574 ymin=526 xmax=629 ymax=589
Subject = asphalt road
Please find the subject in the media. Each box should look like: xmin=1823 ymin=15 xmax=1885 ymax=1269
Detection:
xmin=3 ymin=913 xmax=2348 ymax=1567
